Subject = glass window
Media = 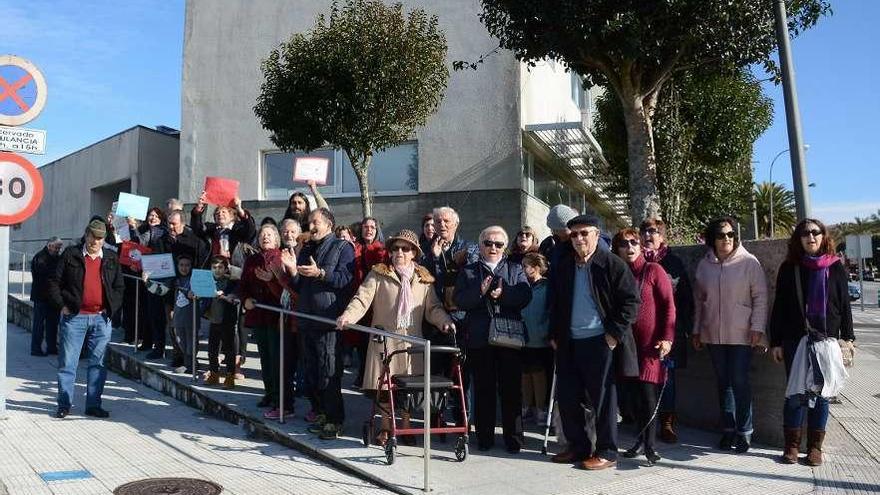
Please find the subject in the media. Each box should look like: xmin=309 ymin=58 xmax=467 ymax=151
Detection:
xmin=340 ymin=141 xmax=418 ymax=194
xmin=263 ymin=141 xmax=418 ymax=199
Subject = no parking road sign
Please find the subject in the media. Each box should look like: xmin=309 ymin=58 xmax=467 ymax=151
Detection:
xmin=0 ymin=151 xmax=44 ymax=225
xmin=0 ymin=55 xmax=48 ymax=127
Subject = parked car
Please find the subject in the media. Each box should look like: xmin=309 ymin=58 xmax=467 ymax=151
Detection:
xmin=848 ymin=283 xmax=862 ymax=301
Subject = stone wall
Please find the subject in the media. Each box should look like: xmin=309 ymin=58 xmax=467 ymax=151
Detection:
xmin=670 ymin=239 xmax=789 ymax=446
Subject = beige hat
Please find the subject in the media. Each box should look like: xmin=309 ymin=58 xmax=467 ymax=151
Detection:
xmin=86 ymin=219 xmax=107 ymax=239
xmin=385 ymin=229 xmax=422 ymax=258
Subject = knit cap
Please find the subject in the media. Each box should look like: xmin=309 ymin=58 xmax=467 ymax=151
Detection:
xmin=546 ymin=204 xmax=579 ymax=231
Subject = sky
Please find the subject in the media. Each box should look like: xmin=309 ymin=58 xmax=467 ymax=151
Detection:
xmin=2 ymin=1 xmax=877 ymax=225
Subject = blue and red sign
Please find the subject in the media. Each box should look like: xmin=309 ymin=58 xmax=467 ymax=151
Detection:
xmin=0 ymin=55 xmax=47 ymax=127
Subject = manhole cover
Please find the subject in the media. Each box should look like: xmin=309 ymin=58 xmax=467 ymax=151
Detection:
xmin=114 ymin=478 xmax=223 ymax=495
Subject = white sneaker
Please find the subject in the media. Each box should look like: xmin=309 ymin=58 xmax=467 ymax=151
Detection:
xmin=173 ymin=365 xmax=186 ymax=373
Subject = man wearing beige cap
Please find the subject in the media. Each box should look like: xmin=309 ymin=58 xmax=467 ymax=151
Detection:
xmin=48 ymin=218 xmax=124 ymax=419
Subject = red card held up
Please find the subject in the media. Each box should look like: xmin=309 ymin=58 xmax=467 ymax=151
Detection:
xmin=204 ymin=176 xmax=240 ymax=207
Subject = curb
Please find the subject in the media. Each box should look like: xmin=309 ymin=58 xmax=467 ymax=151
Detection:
xmin=103 ymin=345 xmax=413 ymax=495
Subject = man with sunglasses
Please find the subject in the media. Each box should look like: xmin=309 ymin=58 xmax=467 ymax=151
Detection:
xmin=639 ymin=218 xmax=694 ymax=444
xmin=548 ymin=215 xmax=640 ymax=470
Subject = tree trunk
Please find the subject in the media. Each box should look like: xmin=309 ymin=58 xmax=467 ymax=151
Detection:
xmin=351 ymin=154 xmax=373 ymax=218
xmin=620 ymin=94 xmax=662 ymax=224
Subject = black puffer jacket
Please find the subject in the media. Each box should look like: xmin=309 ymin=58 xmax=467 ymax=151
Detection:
xmin=294 ymin=235 xmax=355 ymax=327
xmin=47 ymin=245 xmax=125 ymax=318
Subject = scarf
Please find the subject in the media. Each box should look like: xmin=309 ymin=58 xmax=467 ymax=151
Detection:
xmin=395 ymin=263 xmax=416 ymax=330
xmin=800 ymin=254 xmax=839 ymax=335
xmin=643 ymin=243 xmax=668 ymax=263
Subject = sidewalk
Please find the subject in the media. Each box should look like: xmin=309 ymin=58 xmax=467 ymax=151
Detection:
xmin=0 ymin=324 xmax=389 ymax=495
xmin=5 ymin=295 xmax=880 ymax=495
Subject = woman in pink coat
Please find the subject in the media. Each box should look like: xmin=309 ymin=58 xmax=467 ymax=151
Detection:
xmin=692 ymin=217 xmax=768 ymax=454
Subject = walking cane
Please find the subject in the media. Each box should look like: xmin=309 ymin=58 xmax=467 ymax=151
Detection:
xmin=541 ymin=362 xmax=558 ymax=455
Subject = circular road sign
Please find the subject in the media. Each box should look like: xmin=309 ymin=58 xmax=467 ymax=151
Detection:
xmin=0 ymin=151 xmax=44 ymax=225
xmin=0 ymin=55 xmax=48 ymax=126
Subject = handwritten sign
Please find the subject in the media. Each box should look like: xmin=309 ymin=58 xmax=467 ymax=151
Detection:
xmin=120 ymin=241 xmax=151 ymax=270
xmin=293 ymin=157 xmax=329 ymax=185
xmin=116 ymin=192 xmax=150 ymax=221
xmin=110 ymin=202 xmax=130 ymax=242
xmin=203 ymin=176 xmax=239 ymax=207
xmin=190 ymin=269 xmax=218 ymax=298
xmin=140 ymin=253 xmax=176 ymax=279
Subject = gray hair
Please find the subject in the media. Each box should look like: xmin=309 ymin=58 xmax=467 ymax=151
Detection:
xmin=479 ymin=225 xmax=509 ymax=246
xmin=433 ymin=206 xmax=460 ymax=226
xmin=279 ymin=218 xmax=302 ymax=235
xmin=166 ymin=198 xmax=183 ymax=211
xmin=258 ymin=223 xmax=281 ymax=249
xmin=47 ymin=236 xmax=62 ymax=246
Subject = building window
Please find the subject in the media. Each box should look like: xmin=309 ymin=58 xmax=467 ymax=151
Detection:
xmin=571 ymin=72 xmax=585 ymax=110
xmin=263 ymin=141 xmax=418 ymax=200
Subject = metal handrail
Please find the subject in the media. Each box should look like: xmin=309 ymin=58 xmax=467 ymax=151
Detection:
xmin=115 ymin=275 xmax=435 ymax=492
xmin=253 ymin=302 xmax=433 ymax=493
xmin=8 ymin=249 xmax=28 ymax=298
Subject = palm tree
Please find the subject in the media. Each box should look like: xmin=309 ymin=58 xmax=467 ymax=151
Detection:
xmin=754 ymin=181 xmax=796 ymax=238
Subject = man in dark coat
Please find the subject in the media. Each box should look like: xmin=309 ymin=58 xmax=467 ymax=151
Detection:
xmin=548 ymin=214 xmax=640 ymax=471
xmin=48 ymin=219 xmax=124 ymax=419
xmin=30 ymin=237 xmax=65 ymax=356
xmin=292 ymin=207 xmax=355 ymax=440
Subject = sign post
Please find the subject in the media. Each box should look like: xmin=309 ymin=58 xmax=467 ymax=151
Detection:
xmin=0 ymin=53 xmax=47 ymax=420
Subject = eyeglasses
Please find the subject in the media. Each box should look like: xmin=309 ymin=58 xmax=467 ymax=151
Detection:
xmin=570 ymin=229 xmax=597 ymax=239
xmin=641 ymin=228 xmax=660 ymax=236
xmin=800 ymin=229 xmax=823 ymax=238
xmin=482 ymin=240 xmax=505 ymax=249
xmin=391 ymin=244 xmax=413 ymax=253
xmin=616 ymin=239 xmax=640 ymax=248
xmin=715 ymin=231 xmax=736 ymax=240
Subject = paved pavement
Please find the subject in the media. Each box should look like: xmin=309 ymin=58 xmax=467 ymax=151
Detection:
xmin=0 ymin=325 xmax=389 ymax=495
xmin=4 ymin=291 xmax=880 ymax=494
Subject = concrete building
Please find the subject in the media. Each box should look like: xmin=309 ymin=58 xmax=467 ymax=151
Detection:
xmin=11 ymin=125 xmax=180 ymax=255
xmin=182 ymin=0 xmax=624 ymax=241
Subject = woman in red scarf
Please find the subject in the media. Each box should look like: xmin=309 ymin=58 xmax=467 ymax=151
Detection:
xmin=769 ymin=219 xmax=854 ymax=466
xmin=613 ymin=228 xmax=675 ymax=466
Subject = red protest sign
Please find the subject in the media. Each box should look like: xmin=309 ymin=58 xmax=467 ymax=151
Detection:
xmin=120 ymin=241 xmax=151 ymax=271
xmin=203 ymin=176 xmax=239 ymax=207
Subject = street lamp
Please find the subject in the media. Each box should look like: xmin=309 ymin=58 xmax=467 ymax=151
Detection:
xmin=769 ymin=144 xmax=809 ymax=237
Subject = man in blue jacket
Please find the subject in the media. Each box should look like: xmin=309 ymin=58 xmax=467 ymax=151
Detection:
xmin=292 ymin=207 xmax=355 ymax=440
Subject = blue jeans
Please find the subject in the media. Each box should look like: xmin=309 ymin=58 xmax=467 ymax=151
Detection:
xmin=57 ymin=313 xmax=113 ymax=410
xmin=782 ymin=339 xmax=830 ymax=430
xmin=32 ymin=300 xmax=60 ymax=354
xmin=707 ymin=344 xmax=754 ymax=436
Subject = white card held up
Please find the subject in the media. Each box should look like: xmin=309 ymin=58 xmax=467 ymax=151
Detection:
xmin=293 ymin=157 xmax=330 ymax=185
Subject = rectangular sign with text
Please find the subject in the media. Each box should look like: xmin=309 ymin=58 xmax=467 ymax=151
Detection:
xmin=0 ymin=126 xmax=46 ymax=154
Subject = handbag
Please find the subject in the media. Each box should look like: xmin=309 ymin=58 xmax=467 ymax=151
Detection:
xmin=794 ymin=269 xmax=853 ymax=368
xmin=486 ymin=298 xmax=526 ymax=349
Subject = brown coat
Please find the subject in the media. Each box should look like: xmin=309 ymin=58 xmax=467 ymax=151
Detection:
xmin=340 ymin=263 xmax=453 ymax=390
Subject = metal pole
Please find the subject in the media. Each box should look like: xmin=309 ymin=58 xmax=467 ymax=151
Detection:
xmin=859 ymin=237 xmax=866 ymax=312
xmin=279 ymin=313 xmax=285 ymax=424
xmin=0 ymin=227 xmax=10 ymax=419
xmin=133 ymin=279 xmax=140 ymax=353
xmin=192 ymin=296 xmax=198 ymax=382
xmin=423 ymin=339 xmax=431 ymax=493
xmin=20 ymin=252 xmax=26 ymax=299
xmin=774 ymin=0 xmax=811 ymax=220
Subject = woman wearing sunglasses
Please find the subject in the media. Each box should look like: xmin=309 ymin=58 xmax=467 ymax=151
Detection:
xmin=693 ymin=216 xmax=768 ymax=454
xmin=612 ymin=228 xmax=675 ymax=465
xmin=769 ymin=219 xmax=854 ymax=466
xmin=336 ymin=229 xmax=455 ymax=446
xmin=455 ymin=226 xmax=532 ymax=453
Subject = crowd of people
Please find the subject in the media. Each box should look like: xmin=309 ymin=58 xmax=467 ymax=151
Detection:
xmin=30 ymin=183 xmax=855 ymax=469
